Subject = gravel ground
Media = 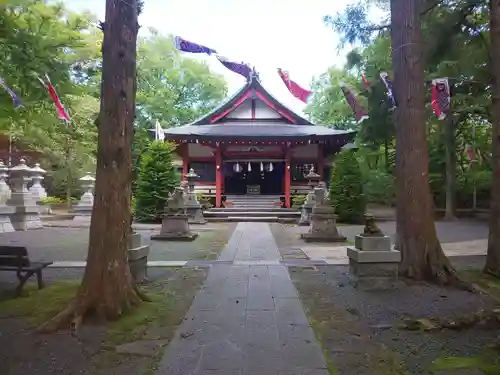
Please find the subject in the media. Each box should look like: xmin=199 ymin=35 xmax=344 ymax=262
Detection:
xmin=269 ymin=220 xmax=499 ymax=375
xmin=0 ymin=267 xmax=208 ymax=375
xmin=0 ymin=223 xmax=236 ymax=263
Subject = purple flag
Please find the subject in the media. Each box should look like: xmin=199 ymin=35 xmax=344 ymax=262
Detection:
xmin=380 ymin=72 xmax=397 ymax=109
xmin=216 ymin=56 xmax=252 ymax=79
xmin=0 ymin=77 xmax=22 ymax=108
xmin=174 ymin=36 xmax=217 ymax=55
xmin=339 ymin=82 xmax=369 ymax=123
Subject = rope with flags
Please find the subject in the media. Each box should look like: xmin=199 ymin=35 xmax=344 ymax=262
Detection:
xmin=0 ymin=77 xmax=22 ymax=108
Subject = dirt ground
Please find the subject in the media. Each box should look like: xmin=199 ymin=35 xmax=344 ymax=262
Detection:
xmin=0 ymin=267 xmax=208 ymax=375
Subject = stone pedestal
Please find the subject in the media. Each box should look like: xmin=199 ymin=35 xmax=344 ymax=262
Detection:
xmin=0 ymin=205 xmax=15 ymax=233
xmin=184 ymin=168 xmax=206 ymax=224
xmin=127 ymin=232 xmax=150 ymax=283
xmin=301 ymin=206 xmax=346 ymax=242
xmin=347 ymin=214 xmax=401 ymax=288
xmin=6 ymin=159 xmax=42 ymax=231
xmin=73 ymin=174 xmax=95 ymax=220
xmin=151 ymin=214 xmax=198 ymax=241
xmin=298 ymin=167 xmax=321 ymax=226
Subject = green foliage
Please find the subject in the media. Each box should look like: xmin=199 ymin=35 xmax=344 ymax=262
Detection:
xmin=329 ymin=150 xmax=366 ymax=223
xmin=196 ymin=194 xmax=214 ymax=210
xmin=291 ymin=194 xmax=307 ymax=208
xmin=362 ymin=169 xmax=395 ymax=205
xmin=38 ymin=196 xmax=65 ymax=206
xmin=135 ymin=141 xmax=179 ymax=222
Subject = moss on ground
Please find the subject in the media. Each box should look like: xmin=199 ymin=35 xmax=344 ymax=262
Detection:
xmin=430 ymin=353 xmax=500 ymax=375
xmin=289 ymin=267 xmax=410 ymax=375
xmin=461 ymin=269 xmax=500 ymax=301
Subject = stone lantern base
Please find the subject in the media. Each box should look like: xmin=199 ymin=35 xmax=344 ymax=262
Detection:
xmin=151 ymin=214 xmax=198 ymax=241
xmin=127 ymin=232 xmax=150 ymax=283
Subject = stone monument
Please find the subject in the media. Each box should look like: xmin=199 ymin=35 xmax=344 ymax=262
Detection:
xmin=300 ymin=185 xmax=346 ymax=242
xmin=183 ymin=168 xmax=206 ymax=224
xmin=29 ymin=163 xmax=49 ymax=214
xmin=151 ymin=187 xmax=198 ymax=241
xmin=73 ymin=174 xmax=95 ymax=220
xmin=0 ymin=160 xmax=11 ymax=204
xmin=347 ymin=213 xmax=401 ymax=286
xmin=0 ymin=160 xmax=14 ymax=232
xmin=127 ymin=231 xmax=150 ymax=283
xmin=298 ymin=166 xmax=321 ymax=226
xmin=6 ymin=159 xmax=43 ymax=231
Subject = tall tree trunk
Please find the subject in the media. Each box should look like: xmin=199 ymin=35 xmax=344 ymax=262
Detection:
xmin=39 ymin=0 xmax=146 ymax=332
xmin=443 ymin=113 xmax=457 ymax=220
xmin=485 ymin=0 xmax=500 ymax=277
xmin=390 ymin=0 xmax=458 ymax=283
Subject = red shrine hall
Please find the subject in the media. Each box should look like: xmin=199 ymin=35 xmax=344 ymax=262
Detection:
xmin=163 ymin=72 xmax=355 ymax=208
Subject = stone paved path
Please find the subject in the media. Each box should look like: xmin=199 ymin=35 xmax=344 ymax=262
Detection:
xmin=155 ymin=222 xmax=329 ymax=375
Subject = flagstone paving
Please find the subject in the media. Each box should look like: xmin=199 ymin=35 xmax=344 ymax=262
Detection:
xmin=155 ymin=222 xmax=330 ymax=375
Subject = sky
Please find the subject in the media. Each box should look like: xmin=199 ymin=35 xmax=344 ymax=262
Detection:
xmin=64 ymin=0 xmax=355 ymax=115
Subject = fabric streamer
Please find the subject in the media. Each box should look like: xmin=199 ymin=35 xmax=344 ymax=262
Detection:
xmin=431 ymin=78 xmax=451 ymax=120
xmin=174 ymin=36 xmax=217 ymax=55
xmin=0 ymin=77 xmax=22 ymax=108
xmin=277 ymin=68 xmax=312 ymax=103
xmin=38 ymin=74 xmax=70 ymax=122
xmin=339 ymin=81 xmax=369 ymax=123
xmin=216 ymin=56 xmax=252 ymax=79
xmin=379 ymin=72 xmax=397 ymax=109
xmin=155 ymin=120 xmax=165 ymax=141
xmin=361 ymin=74 xmax=370 ymax=90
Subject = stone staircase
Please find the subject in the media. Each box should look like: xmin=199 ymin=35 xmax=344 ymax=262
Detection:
xmin=204 ymin=195 xmax=301 ymax=222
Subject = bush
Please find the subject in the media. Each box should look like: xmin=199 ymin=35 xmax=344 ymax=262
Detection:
xmin=135 ymin=141 xmax=179 ymax=222
xmin=291 ymin=194 xmax=307 ymax=208
xmin=39 ymin=196 xmax=65 ymax=206
xmin=362 ymin=169 xmax=395 ymax=205
xmin=329 ymin=150 xmax=366 ymax=223
xmin=197 ymin=194 xmax=214 ymax=210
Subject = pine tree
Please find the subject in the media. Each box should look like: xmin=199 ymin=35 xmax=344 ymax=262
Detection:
xmin=135 ymin=141 xmax=179 ymax=222
xmin=329 ymin=150 xmax=366 ymax=223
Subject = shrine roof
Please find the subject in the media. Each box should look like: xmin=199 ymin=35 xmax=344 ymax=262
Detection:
xmin=185 ymin=70 xmax=313 ymax=126
xmin=164 ymin=121 xmax=356 ymax=141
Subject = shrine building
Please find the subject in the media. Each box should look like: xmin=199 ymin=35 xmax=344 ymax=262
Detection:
xmin=164 ymin=71 xmax=355 ymax=208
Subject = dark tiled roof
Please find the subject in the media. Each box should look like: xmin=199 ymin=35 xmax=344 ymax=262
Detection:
xmin=164 ymin=122 xmax=355 ymax=140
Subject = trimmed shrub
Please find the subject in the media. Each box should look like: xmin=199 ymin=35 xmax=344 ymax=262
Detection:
xmin=135 ymin=141 xmax=179 ymax=222
xmin=363 ymin=169 xmax=395 ymax=205
xmin=329 ymin=150 xmax=366 ymax=223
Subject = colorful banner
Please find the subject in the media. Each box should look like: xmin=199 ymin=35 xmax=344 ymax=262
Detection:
xmin=174 ymin=36 xmax=217 ymax=55
xmin=431 ymin=78 xmax=451 ymax=120
xmin=216 ymin=56 xmax=252 ymax=79
xmin=277 ymin=68 xmax=312 ymax=103
xmin=339 ymin=82 xmax=369 ymax=123
xmin=379 ymin=72 xmax=396 ymax=109
xmin=38 ymin=75 xmax=70 ymax=122
xmin=0 ymin=77 xmax=22 ymax=108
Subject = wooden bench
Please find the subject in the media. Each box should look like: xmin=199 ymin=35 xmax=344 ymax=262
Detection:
xmin=0 ymin=246 xmax=52 ymax=295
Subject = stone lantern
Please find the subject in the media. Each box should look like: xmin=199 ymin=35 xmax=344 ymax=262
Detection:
xmin=298 ymin=166 xmax=321 ymax=226
xmin=29 ymin=163 xmax=47 ymax=202
xmin=183 ymin=168 xmax=206 ymax=224
xmin=6 ymin=158 xmax=42 ymax=230
xmin=73 ymin=174 xmax=95 ymax=220
xmin=0 ymin=160 xmax=11 ymax=204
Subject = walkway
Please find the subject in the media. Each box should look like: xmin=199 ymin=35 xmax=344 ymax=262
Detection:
xmin=155 ymin=222 xmax=329 ymax=375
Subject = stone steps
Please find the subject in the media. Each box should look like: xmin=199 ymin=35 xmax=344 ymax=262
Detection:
xmin=204 ymin=210 xmax=300 ymax=218
xmin=207 ymin=216 xmax=297 ymax=223
xmin=209 ymin=207 xmax=297 ymax=213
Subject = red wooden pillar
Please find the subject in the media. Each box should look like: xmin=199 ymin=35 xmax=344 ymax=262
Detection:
xmin=317 ymin=144 xmax=324 ymax=179
xmin=215 ymin=146 xmax=222 ymax=208
xmin=285 ymin=147 xmax=291 ymax=208
xmin=182 ymin=143 xmax=189 ymax=179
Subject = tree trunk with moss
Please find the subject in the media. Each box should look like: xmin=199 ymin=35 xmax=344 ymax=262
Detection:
xmin=485 ymin=0 xmax=500 ymax=277
xmin=390 ymin=0 xmax=458 ymax=284
xmin=39 ymin=0 xmax=147 ymax=332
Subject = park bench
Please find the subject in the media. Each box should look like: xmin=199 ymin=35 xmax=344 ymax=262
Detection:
xmin=0 ymin=246 xmax=52 ymax=295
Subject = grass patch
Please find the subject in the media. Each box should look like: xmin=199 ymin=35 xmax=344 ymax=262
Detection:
xmin=0 ymin=280 xmax=79 ymax=325
xmin=430 ymin=354 xmax=500 ymax=375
